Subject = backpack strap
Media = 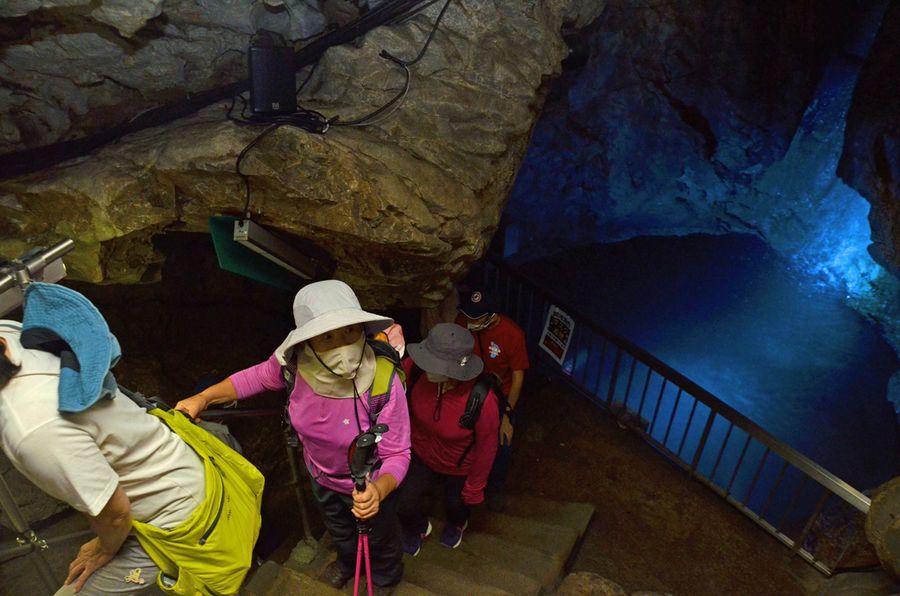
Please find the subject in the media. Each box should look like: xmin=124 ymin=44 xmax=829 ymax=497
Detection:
xmin=455 ymin=374 xmax=503 ymax=467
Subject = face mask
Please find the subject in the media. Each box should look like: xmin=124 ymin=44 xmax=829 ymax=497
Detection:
xmin=426 ymin=371 xmax=450 ymax=383
xmin=467 ymin=314 xmax=495 ymax=332
xmin=315 ymin=334 xmax=366 ymax=380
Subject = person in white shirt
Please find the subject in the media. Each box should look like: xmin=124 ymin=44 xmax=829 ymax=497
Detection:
xmin=0 ymin=320 xmax=206 ymax=595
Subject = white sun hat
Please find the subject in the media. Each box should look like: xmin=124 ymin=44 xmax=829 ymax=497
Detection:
xmin=274 ymin=280 xmax=393 ymax=364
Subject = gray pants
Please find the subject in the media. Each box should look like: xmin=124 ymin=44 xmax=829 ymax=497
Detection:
xmin=53 ymin=537 xmax=163 ymax=595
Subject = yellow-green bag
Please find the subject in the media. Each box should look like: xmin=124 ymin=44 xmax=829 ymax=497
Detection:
xmin=131 ymin=408 xmax=265 ymax=595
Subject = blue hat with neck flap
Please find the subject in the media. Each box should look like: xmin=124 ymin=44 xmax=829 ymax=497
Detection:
xmin=22 ymin=283 xmax=120 ymax=413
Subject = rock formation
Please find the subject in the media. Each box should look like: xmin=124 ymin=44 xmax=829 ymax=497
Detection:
xmin=0 ymin=0 xmax=605 ymax=307
xmin=866 ymin=477 xmax=900 ymax=578
xmin=838 ymin=1 xmax=900 ymax=278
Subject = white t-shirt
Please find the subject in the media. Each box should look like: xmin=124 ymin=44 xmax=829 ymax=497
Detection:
xmin=0 ymin=324 xmax=205 ymax=529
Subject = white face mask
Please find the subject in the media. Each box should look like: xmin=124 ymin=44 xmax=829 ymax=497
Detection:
xmin=426 ymin=372 xmax=450 ymax=383
xmin=315 ymin=334 xmax=366 ymax=380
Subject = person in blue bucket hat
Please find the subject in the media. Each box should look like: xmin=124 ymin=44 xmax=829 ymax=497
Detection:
xmin=0 ymin=283 xmax=262 ymax=595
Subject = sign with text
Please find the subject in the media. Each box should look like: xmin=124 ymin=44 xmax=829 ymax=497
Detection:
xmin=540 ymin=305 xmax=574 ymax=366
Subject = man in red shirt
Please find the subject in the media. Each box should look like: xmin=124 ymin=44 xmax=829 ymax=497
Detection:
xmin=455 ymin=286 xmax=529 ymax=511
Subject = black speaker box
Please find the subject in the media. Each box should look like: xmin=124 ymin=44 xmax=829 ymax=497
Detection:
xmin=248 ymin=45 xmax=296 ymax=117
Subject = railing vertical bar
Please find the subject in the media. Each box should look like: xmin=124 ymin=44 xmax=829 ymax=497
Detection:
xmin=605 ymin=347 xmax=623 ymax=407
xmin=690 ymin=410 xmax=717 ymax=473
xmin=709 ymin=421 xmax=734 ymax=480
xmin=621 ymin=357 xmax=638 ymax=410
xmin=504 ymin=268 xmax=512 ymax=315
xmin=777 ymin=475 xmax=809 ymax=533
xmin=742 ymin=447 xmax=771 ymax=505
xmin=827 ymin=527 xmax=857 ymax=574
xmin=648 ymin=378 xmax=668 ymax=436
xmin=579 ymin=331 xmax=597 ymax=389
xmin=637 ymin=366 xmax=653 ymax=419
xmin=759 ymin=460 xmax=790 ymax=520
xmin=514 ymin=277 xmax=524 ymax=323
xmin=592 ymin=338 xmax=609 ymax=397
xmin=662 ymin=387 xmax=684 ymax=447
xmin=523 ymin=286 xmax=535 ymax=342
xmin=725 ymin=434 xmax=753 ymax=496
xmin=677 ymin=398 xmax=699 ymax=458
xmin=792 ymin=489 xmax=831 ymax=555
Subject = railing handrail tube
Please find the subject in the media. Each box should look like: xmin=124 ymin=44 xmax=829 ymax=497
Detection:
xmin=489 ymin=257 xmax=871 ymax=513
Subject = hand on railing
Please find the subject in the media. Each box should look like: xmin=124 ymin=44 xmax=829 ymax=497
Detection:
xmin=174 ymin=394 xmax=209 ymax=420
xmin=175 ymin=377 xmax=239 ymax=420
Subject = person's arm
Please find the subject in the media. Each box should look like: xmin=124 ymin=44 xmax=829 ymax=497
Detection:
xmin=498 ymin=369 xmax=524 ymax=445
xmin=352 ymin=375 xmax=411 ymax=519
xmin=175 ymin=354 xmax=286 ymax=419
xmin=175 ymin=378 xmax=237 ymax=419
xmin=506 ymin=369 xmax=525 ymax=411
xmin=461 ymin=391 xmax=501 ymax=505
xmin=352 ymin=473 xmax=398 ymax=520
xmin=65 ymin=485 xmax=132 ymax=593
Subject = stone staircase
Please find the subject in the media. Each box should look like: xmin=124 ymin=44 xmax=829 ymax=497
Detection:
xmin=243 ymin=496 xmax=594 ymax=595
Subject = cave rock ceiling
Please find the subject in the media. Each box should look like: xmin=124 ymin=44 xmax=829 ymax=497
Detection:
xmin=0 ymin=0 xmax=604 ymax=307
xmin=0 ymin=0 xmax=896 ymax=311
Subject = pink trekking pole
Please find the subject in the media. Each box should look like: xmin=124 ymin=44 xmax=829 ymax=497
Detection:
xmin=349 ymin=423 xmax=388 ymax=596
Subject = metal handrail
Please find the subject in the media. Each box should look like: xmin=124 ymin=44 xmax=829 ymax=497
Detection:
xmin=483 ymin=256 xmax=873 ymax=575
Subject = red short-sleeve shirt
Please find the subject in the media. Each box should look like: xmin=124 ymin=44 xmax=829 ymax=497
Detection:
xmin=455 ymin=313 xmax=529 ymax=396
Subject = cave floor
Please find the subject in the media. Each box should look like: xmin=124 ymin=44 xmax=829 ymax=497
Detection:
xmin=510 ymin=375 xmax=827 ymax=596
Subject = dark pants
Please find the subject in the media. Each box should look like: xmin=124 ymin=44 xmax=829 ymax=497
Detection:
xmin=308 ymin=478 xmax=403 ymax=587
xmin=397 ymin=454 xmax=470 ymax=534
xmin=486 ymin=442 xmax=512 ymax=495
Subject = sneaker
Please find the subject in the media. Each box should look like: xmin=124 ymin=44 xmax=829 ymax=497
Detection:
xmin=439 ymin=520 xmax=468 ymax=549
xmin=317 ymin=560 xmax=352 ymax=589
xmin=402 ymin=520 xmax=432 ymax=556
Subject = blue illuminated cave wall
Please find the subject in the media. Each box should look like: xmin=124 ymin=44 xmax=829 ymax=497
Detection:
xmin=502 ymin=1 xmax=900 ymax=422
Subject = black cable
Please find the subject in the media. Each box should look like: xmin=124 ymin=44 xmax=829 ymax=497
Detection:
xmin=330 ymin=0 xmax=451 ymax=128
xmin=295 ymin=61 xmax=320 ymax=97
xmin=392 ymin=0 xmax=451 ymax=67
xmin=235 ymin=108 xmax=331 ymax=216
xmin=0 ymin=0 xmax=435 ymax=181
xmin=234 ymin=0 xmax=451 ymax=211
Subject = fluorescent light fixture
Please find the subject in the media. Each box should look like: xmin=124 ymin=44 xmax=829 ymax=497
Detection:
xmin=0 ymin=239 xmax=75 ymax=317
xmin=233 ymin=219 xmax=324 ymax=280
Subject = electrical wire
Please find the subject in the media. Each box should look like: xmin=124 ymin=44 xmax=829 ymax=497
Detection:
xmin=233 ymin=0 xmax=452 ymax=213
xmin=330 ymin=0 xmax=451 ymax=128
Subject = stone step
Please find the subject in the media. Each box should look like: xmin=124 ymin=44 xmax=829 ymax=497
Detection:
xmin=401 ymin=558 xmax=516 ymax=596
xmin=469 ymin=510 xmax=579 ymax=558
xmin=413 ymin=519 xmax=563 ymax=590
xmin=242 ymin=560 xmax=344 ymax=596
xmin=244 ymin=560 xmax=437 ymax=596
xmin=411 ymin=525 xmax=541 ymax=595
xmin=492 ymin=496 xmax=595 ymax=537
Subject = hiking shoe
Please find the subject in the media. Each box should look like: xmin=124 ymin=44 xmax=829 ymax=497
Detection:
xmin=317 ymin=560 xmax=352 ymax=589
xmin=439 ymin=520 xmax=468 ymax=549
xmin=402 ymin=520 xmax=432 ymax=556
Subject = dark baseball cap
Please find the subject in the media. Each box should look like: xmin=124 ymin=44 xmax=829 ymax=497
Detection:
xmin=457 ymin=287 xmax=494 ymax=319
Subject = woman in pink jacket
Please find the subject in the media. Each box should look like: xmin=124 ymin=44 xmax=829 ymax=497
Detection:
xmin=176 ymin=280 xmax=411 ymax=594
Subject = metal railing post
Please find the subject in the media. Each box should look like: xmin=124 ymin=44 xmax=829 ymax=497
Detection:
xmin=0 ymin=472 xmax=58 ymax=591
